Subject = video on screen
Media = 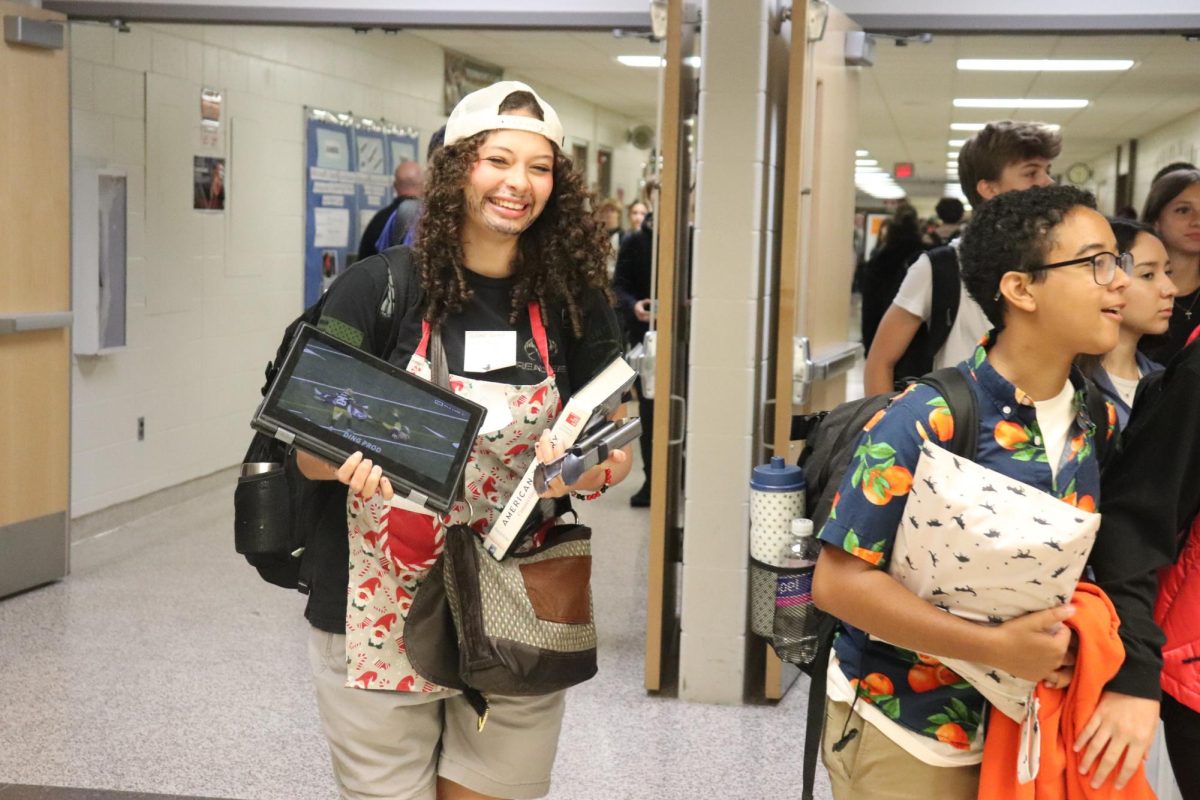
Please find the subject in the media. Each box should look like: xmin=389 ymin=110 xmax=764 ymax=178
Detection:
xmin=275 ymin=341 xmax=473 ymax=484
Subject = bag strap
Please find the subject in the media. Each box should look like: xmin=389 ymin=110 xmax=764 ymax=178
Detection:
xmin=430 ymin=325 xmax=450 ymax=390
xmin=373 ymin=247 xmax=416 ymax=361
xmin=925 ymin=246 xmax=961 ymax=360
xmin=920 ymin=366 xmax=977 ymax=458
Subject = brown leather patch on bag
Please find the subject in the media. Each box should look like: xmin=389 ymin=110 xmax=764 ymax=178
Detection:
xmin=519 ymin=555 xmax=592 ymax=624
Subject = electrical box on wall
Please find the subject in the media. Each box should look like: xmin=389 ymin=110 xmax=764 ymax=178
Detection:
xmin=72 ymin=168 xmax=128 ymax=355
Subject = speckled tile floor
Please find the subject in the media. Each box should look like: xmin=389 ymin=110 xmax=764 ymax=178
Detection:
xmin=0 ymin=460 xmax=829 ymax=800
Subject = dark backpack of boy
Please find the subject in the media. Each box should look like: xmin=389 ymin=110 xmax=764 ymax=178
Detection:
xmin=788 ymin=367 xmax=1114 ymax=800
xmin=891 ymin=245 xmax=961 ymax=386
xmin=233 ymin=247 xmax=419 ymax=591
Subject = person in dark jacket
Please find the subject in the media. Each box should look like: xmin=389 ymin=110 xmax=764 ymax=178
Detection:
xmin=613 ymin=211 xmax=655 ymax=507
xmin=357 ymin=160 xmax=422 ymax=261
xmin=859 ymin=204 xmax=924 ymax=353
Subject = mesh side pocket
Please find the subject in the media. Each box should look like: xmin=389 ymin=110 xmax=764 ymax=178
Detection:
xmin=749 ymin=561 xmax=779 ymax=639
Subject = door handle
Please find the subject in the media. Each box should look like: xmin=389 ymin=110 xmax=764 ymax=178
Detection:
xmin=0 ymin=312 xmax=74 ymax=336
xmin=793 ymin=336 xmax=862 ymax=406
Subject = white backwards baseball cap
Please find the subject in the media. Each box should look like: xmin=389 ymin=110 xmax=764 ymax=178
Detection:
xmin=443 ymin=80 xmax=564 ymax=149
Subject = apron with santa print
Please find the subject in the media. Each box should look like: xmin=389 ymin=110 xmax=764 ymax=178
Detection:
xmin=343 ymin=302 xmax=562 ymax=693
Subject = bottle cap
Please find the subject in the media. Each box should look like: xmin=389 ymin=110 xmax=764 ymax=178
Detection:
xmin=750 ymin=456 xmax=806 ymax=491
xmin=791 ymin=518 xmax=814 ymax=538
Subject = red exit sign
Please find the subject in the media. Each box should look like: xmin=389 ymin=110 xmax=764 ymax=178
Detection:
xmin=894 ymin=162 xmax=914 ymax=179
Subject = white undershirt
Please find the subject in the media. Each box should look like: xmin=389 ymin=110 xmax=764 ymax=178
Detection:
xmin=1032 ymin=381 xmax=1075 ymax=479
xmin=1107 ymin=372 xmax=1140 ymax=408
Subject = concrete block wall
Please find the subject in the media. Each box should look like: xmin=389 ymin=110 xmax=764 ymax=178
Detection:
xmin=68 ymin=22 xmax=651 ymax=517
xmin=678 ymin=0 xmax=785 ymax=703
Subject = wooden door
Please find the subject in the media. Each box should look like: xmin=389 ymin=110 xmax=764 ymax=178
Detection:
xmin=0 ymin=1 xmax=71 ymax=597
xmin=766 ymin=3 xmax=861 ymax=698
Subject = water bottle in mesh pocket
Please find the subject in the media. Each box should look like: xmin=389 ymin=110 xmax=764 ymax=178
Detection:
xmin=771 ymin=565 xmax=821 ymax=665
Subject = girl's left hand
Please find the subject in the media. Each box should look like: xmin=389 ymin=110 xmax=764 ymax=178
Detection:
xmin=534 ymin=428 xmax=629 ymax=499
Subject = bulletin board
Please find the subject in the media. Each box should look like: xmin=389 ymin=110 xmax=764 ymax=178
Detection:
xmin=304 ymin=108 xmax=420 ymax=307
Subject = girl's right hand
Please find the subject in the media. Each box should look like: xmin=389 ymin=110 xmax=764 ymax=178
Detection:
xmin=336 ymin=451 xmax=394 ymax=500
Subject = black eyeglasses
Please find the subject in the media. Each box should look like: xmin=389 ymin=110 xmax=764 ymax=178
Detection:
xmin=1036 ymin=251 xmax=1134 ymax=286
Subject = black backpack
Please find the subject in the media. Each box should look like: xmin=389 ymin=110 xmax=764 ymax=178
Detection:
xmin=892 ymin=245 xmax=961 ymax=384
xmin=233 ymin=247 xmax=418 ymax=590
xmin=790 ymin=367 xmax=1114 ymax=800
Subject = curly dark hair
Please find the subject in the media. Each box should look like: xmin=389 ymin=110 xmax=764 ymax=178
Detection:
xmin=412 ymin=92 xmax=612 ymax=336
xmin=959 ymin=184 xmax=1097 ymax=328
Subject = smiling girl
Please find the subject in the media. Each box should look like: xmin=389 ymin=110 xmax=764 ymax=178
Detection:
xmin=295 ymin=82 xmax=631 ymax=800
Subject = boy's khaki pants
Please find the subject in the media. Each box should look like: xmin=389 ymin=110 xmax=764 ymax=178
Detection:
xmin=822 ymin=698 xmax=980 ymax=800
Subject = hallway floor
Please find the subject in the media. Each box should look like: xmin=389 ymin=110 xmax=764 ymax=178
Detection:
xmin=0 ymin=465 xmax=829 ymax=800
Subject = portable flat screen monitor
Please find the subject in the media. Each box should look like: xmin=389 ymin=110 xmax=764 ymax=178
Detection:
xmin=251 ymin=324 xmax=485 ymax=513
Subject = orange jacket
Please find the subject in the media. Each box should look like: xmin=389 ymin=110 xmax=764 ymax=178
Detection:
xmin=978 ymin=583 xmax=1155 ymax=800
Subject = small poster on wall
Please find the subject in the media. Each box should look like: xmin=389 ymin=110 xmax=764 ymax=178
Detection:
xmin=444 ymin=52 xmax=504 ymax=115
xmin=193 ymin=156 xmax=225 ymax=211
xmin=200 ymin=88 xmax=222 ymax=148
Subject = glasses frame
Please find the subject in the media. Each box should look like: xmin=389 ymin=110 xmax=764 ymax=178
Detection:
xmin=1035 ymin=250 xmax=1134 ymax=286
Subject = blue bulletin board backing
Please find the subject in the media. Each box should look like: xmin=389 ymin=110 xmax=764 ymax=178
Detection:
xmin=304 ymin=108 xmax=420 ymax=308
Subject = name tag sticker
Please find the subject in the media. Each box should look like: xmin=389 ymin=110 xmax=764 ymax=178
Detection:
xmin=464 ymin=330 xmax=517 ymax=374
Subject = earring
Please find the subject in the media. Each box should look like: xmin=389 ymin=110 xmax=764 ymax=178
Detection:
xmin=993 ymin=291 xmax=1001 ymax=301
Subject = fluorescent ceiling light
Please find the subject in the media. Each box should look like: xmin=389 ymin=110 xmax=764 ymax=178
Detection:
xmin=856 ymin=166 xmax=884 ymax=173
xmin=948 ymin=152 xmax=960 ymax=159
xmin=954 ymin=98 xmax=1088 ymax=109
xmin=950 ymin=122 xmax=1061 ymax=132
xmin=949 ymin=139 xmax=966 ymax=147
xmin=856 ymin=149 xmax=869 ymax=157
xmin=957 ymin=58 xmax=1133 ymax=72
xmin=617 ymin=55 xmax=701 ymax=68
xmin=855 ymin=159 xmax=878 ymax=166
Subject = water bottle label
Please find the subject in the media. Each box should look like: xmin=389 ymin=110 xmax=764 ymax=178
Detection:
xmin=776 ymin=571 xmax=813 ymax=608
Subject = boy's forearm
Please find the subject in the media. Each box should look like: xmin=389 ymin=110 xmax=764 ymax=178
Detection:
xmin=815 ymin=548 xmax=998 ymax=664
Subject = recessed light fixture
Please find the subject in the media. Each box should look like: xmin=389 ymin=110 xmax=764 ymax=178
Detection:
xmin=856 ymin=166 xmax=884 ymax=173
xmin=954 ymin=98 xmax=1088 ymax=109
xmin=948 ymin=139 xmax=966 ymax=147
xmin=617 ymin=55 xmax=701 ymax=68
xmin=856 ymin=149 xmax=869 ymax=157
xmin=957 ymin=58 xmax=1133 ymax=72
xmin=855 ymin=159 xmax=878 ymax=166
xmin=947 ymin=152 xmax=960 ymax=159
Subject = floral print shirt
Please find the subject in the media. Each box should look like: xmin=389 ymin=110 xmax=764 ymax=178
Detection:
xmin=817 ymin=336 xmax=1115 ymax=750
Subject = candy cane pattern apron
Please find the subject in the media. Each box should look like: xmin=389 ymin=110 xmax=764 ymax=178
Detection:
xmin=343 ymin=303 xmax=561 ymax=693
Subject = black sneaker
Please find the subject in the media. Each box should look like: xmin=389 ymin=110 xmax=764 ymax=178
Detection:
xmin=629 ymin=483 xmax=651 ymax=508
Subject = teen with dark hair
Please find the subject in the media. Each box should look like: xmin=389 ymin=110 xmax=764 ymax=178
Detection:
xmin=864 ymin=121 xmax=1062 ymax=394
xmin=861 ymin=203 xmax=924 ymax=351
xmin=1077 ymin=219 xmax=1176 ymax=427
xmin=1151 ymin=161 xmax=1197 ymax=187
xmin=925 ymin=197 xmax=966 ymax=248
xmin=1139 ymin=168 xmax=1200 ymax=363
xmin=814 ymin=185 xmax=1136 ymax=798
xmin=294 ymin=81 xmax=631 ymax=800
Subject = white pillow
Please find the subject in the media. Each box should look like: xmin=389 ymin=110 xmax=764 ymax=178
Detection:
xmin=887 ymin=440 xmax=1100 ymax=724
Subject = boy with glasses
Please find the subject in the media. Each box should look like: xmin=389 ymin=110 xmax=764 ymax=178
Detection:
xmin=813 ymin=185 xmax=1138 ymax=798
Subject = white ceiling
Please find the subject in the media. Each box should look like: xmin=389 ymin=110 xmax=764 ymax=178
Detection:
xmin=411 ymin=29 xmax=662 ymax=123
xmin=859 ymin=33 xmax=1200 ymax=199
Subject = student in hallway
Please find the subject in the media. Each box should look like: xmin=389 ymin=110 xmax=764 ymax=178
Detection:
xmin=863 ymin=121 xmax=1061 ymax=394
xmin=814 ymin=185 xmax=1133 ymax=799
xmin=1077 ymin=219 xmax=1176 ymax=428
xmin=1137 ymin=168 xmax=1200 ymax=364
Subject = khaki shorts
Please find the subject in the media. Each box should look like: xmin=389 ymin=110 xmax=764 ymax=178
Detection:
xmin=308 ymin=629 xmax=566 ymax=800
xmin=821 ymin=698 xmax=979 ymax=800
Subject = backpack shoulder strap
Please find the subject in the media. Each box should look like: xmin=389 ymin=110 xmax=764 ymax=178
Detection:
xmin=373 ymin=246 xmax=419 ymax=360
xmin=926 ymin=246 xmax=962 ymax=358
xmin=920 ymin=366 xmax=978 ymax=459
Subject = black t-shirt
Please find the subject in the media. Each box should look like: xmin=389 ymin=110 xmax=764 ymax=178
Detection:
xmin=301 ymin=251 xmax=622 ymax=632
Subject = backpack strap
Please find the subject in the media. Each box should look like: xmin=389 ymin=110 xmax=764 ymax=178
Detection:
xmin=920 ymin=366 xmax=978 ymax=458
xmin=926 ymin=246 xmax=961 ymax=361
xmin=373 ymin=246 xmax=417 ymax=361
